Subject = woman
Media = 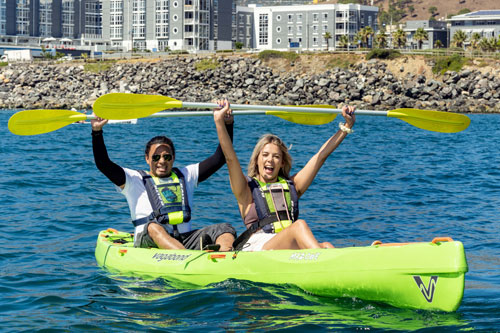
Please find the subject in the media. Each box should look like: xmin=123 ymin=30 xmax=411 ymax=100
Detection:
xmin=214 ymin=100 xmax=355 ymax=251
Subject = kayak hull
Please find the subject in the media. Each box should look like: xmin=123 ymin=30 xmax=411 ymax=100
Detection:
xmin=95 ymin=229 xmax=467 ymax=312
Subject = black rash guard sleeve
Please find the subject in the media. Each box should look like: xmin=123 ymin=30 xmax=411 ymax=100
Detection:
xmin=92 ymin=130 xmax=126 ymax=187
xmin=198 ymin=122 xmax=233 ymax=184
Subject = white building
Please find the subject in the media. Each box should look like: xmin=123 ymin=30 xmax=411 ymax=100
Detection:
xmin=449 ymin=10 xmax=500 ymax=42
xmin=102 ymin=0 xmax=234 ymax=52
xmin=236 ymin=3 xmax=378 ymax=51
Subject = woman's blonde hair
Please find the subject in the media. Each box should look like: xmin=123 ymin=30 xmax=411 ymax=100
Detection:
xmin=247 ymin=134 xmax=292 ymax=179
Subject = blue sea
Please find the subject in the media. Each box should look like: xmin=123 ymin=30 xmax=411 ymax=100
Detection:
xmin=1 ymin=109 xmax=499 ymax=332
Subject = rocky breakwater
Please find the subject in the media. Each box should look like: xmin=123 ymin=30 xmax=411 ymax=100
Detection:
xmin=0 ymin=55 xmax=499 ymax=113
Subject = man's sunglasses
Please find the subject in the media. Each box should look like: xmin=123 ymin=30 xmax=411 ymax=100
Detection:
xmin=152 ymin=153 xmax=173 ymax=162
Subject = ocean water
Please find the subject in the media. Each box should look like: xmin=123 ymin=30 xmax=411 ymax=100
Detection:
xmin=1 ymin=109 xmax=498 ymax=332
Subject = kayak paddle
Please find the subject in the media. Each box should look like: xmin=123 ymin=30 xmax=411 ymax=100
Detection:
xmin=7 ymin=108 xmax=335 ymax=136
xmin=93 ymin=93 xmax=471 ymax=133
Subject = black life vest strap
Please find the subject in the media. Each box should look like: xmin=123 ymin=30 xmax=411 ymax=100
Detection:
xmin=232 ymin=215 xmax=279 ymax=250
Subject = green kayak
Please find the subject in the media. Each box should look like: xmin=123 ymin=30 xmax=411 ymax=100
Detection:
xmin=95 ymin=229 xmax=468 ymax=312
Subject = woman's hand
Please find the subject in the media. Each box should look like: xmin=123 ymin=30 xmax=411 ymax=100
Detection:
xmin=213 ymin=99 xmax=233 ymax=125
xmin=341 ymin=105 xmax=356 ymax=128
xmin=90 ymin=112 xmax=108 ymax=131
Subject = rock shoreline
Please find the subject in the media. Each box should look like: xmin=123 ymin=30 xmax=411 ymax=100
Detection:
xmin=1 ymin=56 xmax=499 ymax=113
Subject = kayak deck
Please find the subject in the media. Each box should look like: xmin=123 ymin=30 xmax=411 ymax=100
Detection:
xmin=95 ymin=229 xmax=468 ymax=312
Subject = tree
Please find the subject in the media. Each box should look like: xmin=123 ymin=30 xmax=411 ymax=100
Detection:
xmin=338 ymin=34 xmax=349 ymax=49
xmin=408 ymin=5 xmax=415 ymax=17
xmin=323 ymin=31 xmax=332 ymax=51
xmin=354 ymin=31 xmax=364 ymax=49
xmin=392 ymin=28 xmax=407 ymax=49
xmin=413 ymin=27 xmax=428 ymax=49
xmin=470 ymin=32 xmax=481 ymax=50
xmin=361 ymin=26 xmax=375 ymax=48
xmin=479 ymin=37 xmax=497 ymax=52
xmin=434 ymin=39 xmax=443 ymax=49
xmin=235 ymin=41 xmax=243 ymax=50
xmin=375 ymin=31 xmax=388 ymax=48
xmin=428 ymin=6 xmax=438 ymax=16
xmin=451 ymin=30 xmax=467 ymax=48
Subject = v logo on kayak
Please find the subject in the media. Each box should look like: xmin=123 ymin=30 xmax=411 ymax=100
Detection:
xmin=413 ymin=275 xmax=438 ymax=303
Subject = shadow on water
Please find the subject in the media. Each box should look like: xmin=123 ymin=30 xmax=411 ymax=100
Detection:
xmin=79 ymin=274 xmax=469 ymax=332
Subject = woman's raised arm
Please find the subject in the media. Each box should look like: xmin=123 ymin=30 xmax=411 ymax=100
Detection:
xmin=292 ymin=105 xmax=356 ymax=197
xmin=213 ymin=100 xmax=253 ymax=216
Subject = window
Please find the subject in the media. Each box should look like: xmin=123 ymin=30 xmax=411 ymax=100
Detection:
xmin=276 ymin=26 xmax=281 ymax=33
xmin=259 ymin=14 xmax=268 ymax=44
xmin=323 ymin=13 xmax=328 ymax=21
xmin=313 ymin=25 xmax=318 ymax=34
xmin=313 ymin=13 xmax=319 ymax=22
xmin=276 ymin=38 xmax=281 ymax=44
xmin=288 ymin=14 xmax=293 ymax=23
xmin=297 ymin=25 xmax=302 ymax=35
xmin=297 ymin=14 xmax=302 ymax=23
xmin=288 ymin=25 xmax=293 ymax=35
xmin=276 ymin=15 xmax=281 ymax=21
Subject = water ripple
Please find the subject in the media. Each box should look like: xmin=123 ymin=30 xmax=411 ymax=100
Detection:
xmin=0 ymin=110 xmax=499 ymax=331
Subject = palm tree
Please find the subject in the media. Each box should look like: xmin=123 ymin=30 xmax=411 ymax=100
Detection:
xmin=451 ymin=30 xmax=467 ymax=48
xmin=323 ymin=31 xmax=332 ymax=51
xmin=479 ymin=37 xmax=498 ymax=52
xmin=470 ymin=32 xmax=481 ymax=50
xmin=338 ymin=34 xmax=349 ymax=50
xmin=362 ymin=26 xmax=375 ymax=48
xmin=354 ymin=31 xmax=364 ymax=49
xmin=434 ymin=39 xmax=443 ymax=49
xmin=392 ymin=28 xmax=407 ymax=49
xmin=375 ymin=31 xmax=388 ymax=48
xmin=413 ymin=27 xmax=428 ymax=49
xmin=478 ymin=37 xmax=492 ymax=51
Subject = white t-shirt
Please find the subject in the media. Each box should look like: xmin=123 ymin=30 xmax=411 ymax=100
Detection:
xmin=118 ymin=164 xmax=199 ymax=235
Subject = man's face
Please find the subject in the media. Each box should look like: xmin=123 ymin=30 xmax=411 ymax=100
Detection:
xmin=145 ymin=143 xmax=174 ymax=177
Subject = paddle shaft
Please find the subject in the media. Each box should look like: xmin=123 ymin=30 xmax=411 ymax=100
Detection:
xmin=87 ymin=109 xmax=387 ymax=119
xmin=182 ymin=102 xmax=388 ymax=116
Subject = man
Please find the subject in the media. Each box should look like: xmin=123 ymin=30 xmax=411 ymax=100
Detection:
xmin=91 ymin=113 xmax=236 ymax=251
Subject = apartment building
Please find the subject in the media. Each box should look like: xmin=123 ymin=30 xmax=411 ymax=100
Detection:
xmin=0 ymin=0 xmax=101 ymax=44
xmin=236 ymin=3 xmax=378 ymax=51
xmin=449 ymin=10 xmax=500 ymax=42
xmin=101 ymin=0 xmax=233 ymax=52
xmin=0 ymin=0 xmax=233 ymax=53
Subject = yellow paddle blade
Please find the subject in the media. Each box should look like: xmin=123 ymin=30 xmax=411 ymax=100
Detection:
xmin=267 ymin=105 xmax=337 ymax=125
xmin=8 ymin=109 xmax=86 ymax=136
xmin=93 ymin=93 xmax=182 ymax=120
xmin=388 ymin=108 xmax=471 ymax=133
